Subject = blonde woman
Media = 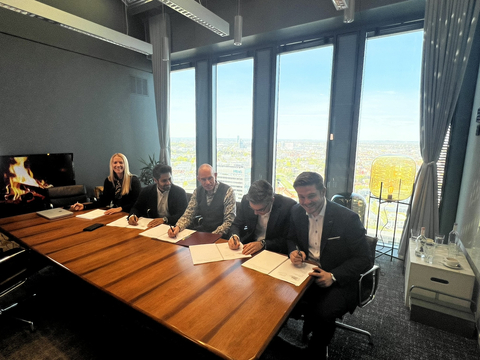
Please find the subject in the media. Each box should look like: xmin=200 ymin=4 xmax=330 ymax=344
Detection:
xmin=70 ymin=153 xmax=141 ymax=214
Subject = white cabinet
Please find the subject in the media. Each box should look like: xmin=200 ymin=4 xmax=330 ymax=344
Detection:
xmin=405 ymin=240 xmax=475 ymax=309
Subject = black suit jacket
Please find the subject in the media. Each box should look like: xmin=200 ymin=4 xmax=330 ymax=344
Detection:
xmin=129 ymin=183 xmax=188 ymax=225
xmin=229 ymin=194 xmax=296 ymax=254
xmin=287 ymin=200 xmax=372 ymax=311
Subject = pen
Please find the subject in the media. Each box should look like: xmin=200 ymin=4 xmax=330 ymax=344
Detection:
xmin=296 ymin=245 xmax=303 ymax=262
xmin=170 ymin=225 xmax=176 ymax=238
xmin=232 ymin=235 xmax=238 ymax=246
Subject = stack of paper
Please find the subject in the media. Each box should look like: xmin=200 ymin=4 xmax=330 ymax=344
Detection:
xmin=76 ymin=209 xmax=106 ymax=220
xmin=189 ymin=243 xmax=251 ymax=265
xmin=242 ymin=250 xmax=315 ymax=286
xmin=139 ymin=225 xmax=195 ymax=243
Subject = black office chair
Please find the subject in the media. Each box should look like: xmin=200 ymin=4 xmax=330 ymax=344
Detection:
xmin=334 ymin=235 xmax=380 ymax=344
xmin=48 ymin=185 xmax=89 ymax=208
xmin=331 ymin=192 xmax=367 ymax=225
xmin=0 ymin=247 xmax=35 ymax=331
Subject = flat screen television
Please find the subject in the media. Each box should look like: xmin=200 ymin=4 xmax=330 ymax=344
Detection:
xmin=0 ymin=153 xmax=75 ymax=218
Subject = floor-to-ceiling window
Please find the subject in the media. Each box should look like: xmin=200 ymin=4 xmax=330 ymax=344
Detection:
xmin=354 ymin=30 xmax=423 ymax=245
xmin=275 ymin=45 xmax=334 ymax=200
xmin=170 ymin=67 xmax=197 ymax=192
xmin=215 ymin=58 xmax=254 ymax=201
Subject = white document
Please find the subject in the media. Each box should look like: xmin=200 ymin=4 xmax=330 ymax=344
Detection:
xmin=242 ymin=250 xmax=288 ymax=274
xmin=242 ymin=250 xmax=314 ymax=286
xmin=106 ymin=217 xmax=151 ymax=229
xmin=106 ymin=217 xmax=129 ymax=227
xmin=269 ymin=260 xmax=316 ymax=286
xmin=139 ymin=224 xmax=171 ymax=240
xmin=157 ymin=228 xmax=196 ymax=243
xmin=76 ymin=209 xmax=106 ymax=220
xmin=189 ymin=243 xmax=251 ymax=265
xmin=126 ymin=217 xmax=151 ymax=230
xmin=190 ymin=244 xmax=223 ymax=264
xmin=216 ymin=242 xmax=251 ymax=261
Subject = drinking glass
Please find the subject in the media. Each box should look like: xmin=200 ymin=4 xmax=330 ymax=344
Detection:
xmin=435 ymin=234 xmax=445 ymax=247
xmin=424 ymin=240 xmax=435 ymax=264
xmin=410 ymin=228 xmax=420 ymax=242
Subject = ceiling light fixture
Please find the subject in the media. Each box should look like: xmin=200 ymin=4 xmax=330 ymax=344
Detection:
xmin=0 ymin=0 xmax=153 ymax=55
xmin=344 ymin=0 xmax=355 ymax=23
xmin=157 ymin=0 xmax=229 ymax=37
xmin=331 ymin=0 xmax=348 ymax=11
xmin=233 ymin=0 xmax=242 ymax=46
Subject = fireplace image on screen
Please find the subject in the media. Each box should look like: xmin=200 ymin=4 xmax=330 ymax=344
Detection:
xmin=0 ymin=153 xmax=75 ymax=218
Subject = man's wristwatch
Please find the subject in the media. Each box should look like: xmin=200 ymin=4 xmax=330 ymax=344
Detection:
xmin=162 ymin=217 xmax=168 ymax=224
xmin=331 ymin=273 xmax=337 ymax=282
xmin=260 ymin=239 xmax=266 ymax=249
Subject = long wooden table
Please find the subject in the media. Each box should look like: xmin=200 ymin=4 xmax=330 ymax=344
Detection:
xmin=0 ymin=211 xmax=312 ymax=360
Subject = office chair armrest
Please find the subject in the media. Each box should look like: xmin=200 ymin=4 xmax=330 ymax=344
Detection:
xmin=358 ymin=264 xmax=380 ymax=308
xmin=0 ymin=248 xmax=26 ymax=265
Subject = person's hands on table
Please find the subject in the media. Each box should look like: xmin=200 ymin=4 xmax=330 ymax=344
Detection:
xmin=70 ymin=203 xmax=84 ymax=211
xmin=242 ymin=241 xmax=263 ymax=255
xmin=147 ymin=218 xmax=165 ymax=228
xmin=104 ymin=207 xmax=122 ymax=215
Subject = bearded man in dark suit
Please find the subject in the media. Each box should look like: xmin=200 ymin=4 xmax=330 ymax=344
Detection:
xmin=128 ymin=164 xmax=188 ymax=228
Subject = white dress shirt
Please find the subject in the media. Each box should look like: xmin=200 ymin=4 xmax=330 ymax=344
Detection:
xmin=254 ymin=205 xmax=272 ymax=242
xmin=156 ymin=187 xmax=170 ymax=218
xmin=308 ymin=198 xmax=326 ymax=263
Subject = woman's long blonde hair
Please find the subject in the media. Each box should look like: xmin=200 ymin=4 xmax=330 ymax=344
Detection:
xmin=108 ymin=153 xmax=133 ymax=196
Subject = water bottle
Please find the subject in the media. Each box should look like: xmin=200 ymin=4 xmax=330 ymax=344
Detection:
xmin=448 ymin=223 xmax=459 ymax=258
xmin=415 ymin=227 xmax=426 ymax=257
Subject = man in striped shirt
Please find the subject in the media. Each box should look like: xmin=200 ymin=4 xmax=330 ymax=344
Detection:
xmin=168 ymin=164 xmax=236 ymax=238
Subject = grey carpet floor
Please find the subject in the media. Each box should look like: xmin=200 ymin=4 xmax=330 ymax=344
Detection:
xmin=1 ymin=250 xmax=479 ymax=360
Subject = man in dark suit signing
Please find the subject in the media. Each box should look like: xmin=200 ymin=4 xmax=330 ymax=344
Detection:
xmin=128 ymin=164 xmax=188 ymax=228
xmin=287 ymin=172 xmax=372 ymax=359
xmin=227 ymin=179 xmax=296 ymax=255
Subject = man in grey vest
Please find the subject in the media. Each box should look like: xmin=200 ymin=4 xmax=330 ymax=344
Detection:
xmin=168 ymin=164 xmax=236 ymax=238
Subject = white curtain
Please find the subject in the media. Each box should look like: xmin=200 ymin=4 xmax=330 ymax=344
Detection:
xmin=149 ymin=14 xmax=171 ymax=166
xmin=398 ymin=0 xmax=480 ymax=259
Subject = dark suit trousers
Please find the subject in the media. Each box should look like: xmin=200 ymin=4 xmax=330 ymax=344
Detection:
xmin=303 ymin=284 xmax=354 ymax=346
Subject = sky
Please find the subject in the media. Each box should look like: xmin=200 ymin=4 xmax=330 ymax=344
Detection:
xmin=170 ymin=29 xmax=424 ymax=143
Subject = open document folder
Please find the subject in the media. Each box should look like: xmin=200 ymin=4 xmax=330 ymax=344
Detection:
xmin=189 ymin=243 xmax=251 ymax=265
xmin=242 ymin=250 xmax=316 ymax=286
xmin=139 ymin=225 xmax=195 ymax=243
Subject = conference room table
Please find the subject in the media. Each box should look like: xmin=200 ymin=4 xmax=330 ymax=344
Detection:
xmin=0 ymin=210 xmax=312 ymax=360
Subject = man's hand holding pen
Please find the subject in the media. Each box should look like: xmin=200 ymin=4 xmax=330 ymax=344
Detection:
xmin=128 ymin=214 xmax=138 ymax=226
xmin=168 ymin=225 xmax=179 ymax=238
xmin=228 ymin=235 xmax=240 ymax=250
xmin=289 ymin=246 xmax=306 ymax=265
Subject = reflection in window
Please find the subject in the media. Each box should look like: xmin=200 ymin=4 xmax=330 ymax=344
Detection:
xmin=170 ymin=68 xmax=196 ymax=193
xmin=216 ymin=59 xmax=254 ymax=201
xmin=354 ymin=30 xmax=423 ymax=243
xmin=275 ymin=46 xmax=334 ymax=200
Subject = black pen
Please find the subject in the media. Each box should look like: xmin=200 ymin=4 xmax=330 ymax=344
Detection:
xmin=170 ymin=225 xmax=176 ymax=237
xmin=296 ymin=245 xmax=303 ymax=262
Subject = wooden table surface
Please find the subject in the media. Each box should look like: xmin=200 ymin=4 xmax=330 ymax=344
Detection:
xmin=0 ymin=211 xmax=312 ymax=360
